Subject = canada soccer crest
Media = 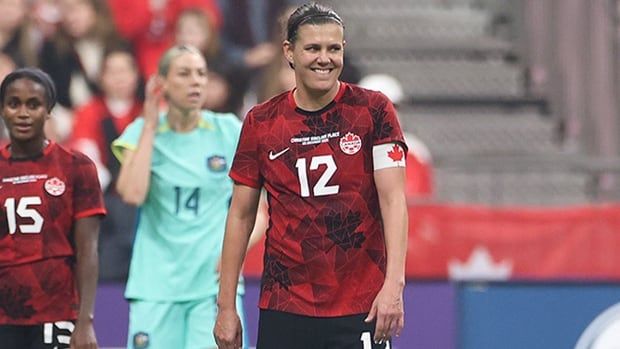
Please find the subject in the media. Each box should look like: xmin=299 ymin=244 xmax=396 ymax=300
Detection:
xmin=44 ymin=177 xmax=65 ymax=196
xmin=340 ymin=132 xmax=362 ymax=155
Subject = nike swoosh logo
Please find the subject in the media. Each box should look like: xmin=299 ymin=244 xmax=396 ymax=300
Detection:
xmin=268 ymin=148 xmax=290 ymax=160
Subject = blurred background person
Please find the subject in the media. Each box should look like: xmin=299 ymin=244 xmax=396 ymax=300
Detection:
xmin=71 ymin=45 xmax=143 ymax=192
xmin=29 ymin=0 xmax=62 ymax=43
xmin=112 ymin=45 xmax=249 ymax=349
xmin=38 ymin=0 xmax=124 ymax=144
xmin=108 ymin=0 xmax=221 ymax=77
xmin=174 ymin=7 xmax=233 ymax=113
xmin=0 ymin=0 xmax=38 ymax=67
xmin=39 ymin=0 xmax=122 ymax=109
xmin=216 ymin=0 xmax=295 ymax=115
xmin=70 ymin=44 xmax=142 ymax=282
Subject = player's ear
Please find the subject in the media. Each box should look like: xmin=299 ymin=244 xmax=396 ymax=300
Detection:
xmin=283 ymin=41 xmax=294 ymax=69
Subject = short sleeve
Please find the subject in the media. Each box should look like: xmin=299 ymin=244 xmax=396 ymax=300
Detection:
xmin=370 ymin=92 xmax=408 ymax=152
xmin=228 ymin=109 xmax=262 ymax=188
xmin=110 ymin=117 xmax=145 ymax=163
xmin=73 ymin=153 xmax=106 ymax=219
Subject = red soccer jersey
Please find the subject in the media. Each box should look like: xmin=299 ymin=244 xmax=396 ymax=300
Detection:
xmin=230 ymin=82 xmax=406 ymax=316
xmin=0 ymin=142 xmax=106 ymax=324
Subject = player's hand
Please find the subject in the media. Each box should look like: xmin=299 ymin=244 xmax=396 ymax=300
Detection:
xmin=143 ymin=75 xmax=164 ymax=129
xmin=214 ymin=307 xmax=243 ymax=349
xmin=70 ymin=319 xmax=98 ymax=349
xmin=365 ymin=279 xmax=404 ymax=344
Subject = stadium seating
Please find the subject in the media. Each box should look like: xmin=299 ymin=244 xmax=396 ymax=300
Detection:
xmin=324 ymin=0 xmax=598 ymax=205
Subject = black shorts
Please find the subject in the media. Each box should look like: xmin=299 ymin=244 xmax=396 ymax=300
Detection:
xmin=256 ymin=309 xmax=392 ymax=349
xmin=0 ymin=321 xmax=75 ymax=349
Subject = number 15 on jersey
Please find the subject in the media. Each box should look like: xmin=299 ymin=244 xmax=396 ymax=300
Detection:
xmin=3 ymin=196 xmax=44 ymax=235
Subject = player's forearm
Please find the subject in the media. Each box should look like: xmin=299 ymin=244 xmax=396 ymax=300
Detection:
xmin=380 ymin=196 xmax=408 ymax=285
xmin=218 ymin=184 xmax=261 ymax=310
xmin=116 ymin=125 xmax=156 ymax=205
xmin=375 ymin=168 xmax=408 ymax=285
xmin=217 ymin=214 xmax=254 ymax=310
xmin=74 ymin=218 xmax=100 ymax=322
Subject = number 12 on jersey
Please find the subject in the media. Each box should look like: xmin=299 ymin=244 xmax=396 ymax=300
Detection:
xmin=295 ymin=155 xmax=339 ymax=197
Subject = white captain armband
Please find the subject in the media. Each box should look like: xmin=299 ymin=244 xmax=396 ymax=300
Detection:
xmin=373 ymin=143 xmax=406 ymax=170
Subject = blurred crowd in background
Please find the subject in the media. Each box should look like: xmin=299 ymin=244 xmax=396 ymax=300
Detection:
xmin=0 ymin=0 xmax=432 ymax=281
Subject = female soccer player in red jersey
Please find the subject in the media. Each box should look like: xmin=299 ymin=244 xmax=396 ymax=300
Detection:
xmin=215 ymin=3 xmax=408 ymax=349
xmin=0 ymin=68 xmax=106 ymax=349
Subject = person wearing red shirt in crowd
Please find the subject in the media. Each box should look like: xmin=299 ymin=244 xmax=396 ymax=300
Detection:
xmin=71 ymin=46 xmax=142 ymax=191
xmin=214 ymin=3 xmax=408 ymax=349
xmin=107 ymin=0 xmax=221 ymax=77
xmin=39 ymin=0 xmax=124 ymax=110
xmin=0 ymin=68 xmax=106 ymax=348
xmin=70 ymin=46 xmax=142 ymax=282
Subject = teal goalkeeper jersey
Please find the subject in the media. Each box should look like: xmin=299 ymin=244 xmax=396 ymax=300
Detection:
xmin=112 ymin=111 xmax=242 ymax=301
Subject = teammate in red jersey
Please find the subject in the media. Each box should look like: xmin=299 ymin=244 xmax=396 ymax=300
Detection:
xmin=0 ymin=68 xmax=106 ymax=349
xmin=214 ymin=3 xmax=408 ymax=348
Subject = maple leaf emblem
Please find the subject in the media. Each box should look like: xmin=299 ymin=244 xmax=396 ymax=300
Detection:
xmin=448 ymin=246 xmax=513 ymax=281
xmin=387 ymin=144 xmax=404 ymax=161
xmin=343 ymin=133 xmax=355 ymax=142
xmin=325 ymin=211 xmax=365 ymax=251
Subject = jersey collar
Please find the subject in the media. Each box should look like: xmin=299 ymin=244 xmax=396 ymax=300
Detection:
xmin=1 ymin=140 xmax=55 ymax=160
xmin=157 ymin=113 xmax=214 ymax=133
xmin=288 ymin=81 xmax=347 ymax=114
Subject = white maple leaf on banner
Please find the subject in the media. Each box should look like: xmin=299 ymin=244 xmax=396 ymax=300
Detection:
xmin=448 ymin=245 xmax=513 ymax=281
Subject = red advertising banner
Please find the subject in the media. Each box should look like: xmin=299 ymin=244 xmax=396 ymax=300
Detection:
xmin=243 ymin=204 xmax=620 ymax=280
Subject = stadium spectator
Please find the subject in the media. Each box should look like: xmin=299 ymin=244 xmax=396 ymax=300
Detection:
xmin=214 ymin=3 xmax=408 ymax=349
xmin=38 ymin=0 xmax=125 ymax=145
xmin=112 ymin=45 xmax=250 ymax=349
xmin=0 ymin=0 xmax=38 ymax=67
xmin=71 ymin=45 xmax=142 ymax=282
xmin=216 ymin=0 xmax=297 ymax=114
xmin=173 ymin=8 xmax=233 ymax=113
xmin=30 ymin=0 xmax=62 ymax=41
xmin=108 ymin=0 xmax=221 ymax=77
xmin=39 ymin=0 xmax=123 ymax=109
xmin=0 ymin=68 xmax=106 ymax=348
